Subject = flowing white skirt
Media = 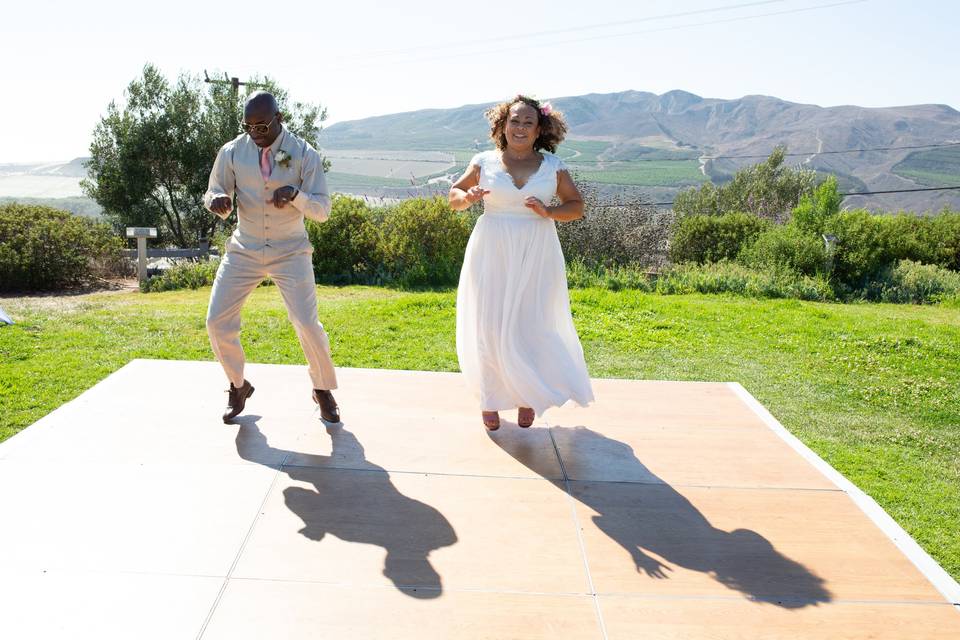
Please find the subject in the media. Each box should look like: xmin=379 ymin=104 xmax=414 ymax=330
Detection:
xmin=456 ymin=212 xmax=594 ymax=416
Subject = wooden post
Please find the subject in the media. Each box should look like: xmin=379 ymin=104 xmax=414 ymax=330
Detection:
xmin=126 ymin=227 xmax=158 ymax=286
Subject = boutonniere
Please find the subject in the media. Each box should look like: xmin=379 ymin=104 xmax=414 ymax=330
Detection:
xmin=275 ymin=150 xmax=292 ymax=168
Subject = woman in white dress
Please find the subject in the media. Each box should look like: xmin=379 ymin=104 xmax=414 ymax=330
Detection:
xmin=449 ymin=95 xmax=594 ymax=431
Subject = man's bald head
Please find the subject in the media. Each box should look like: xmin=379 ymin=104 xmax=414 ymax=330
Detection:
xmin=242 ymin=91 xmax=283 ymax=147
xmin=244 ymin=90 xmax=279 ymax=116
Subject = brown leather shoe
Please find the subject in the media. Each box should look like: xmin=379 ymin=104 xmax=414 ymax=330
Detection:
xmin=312 ymin=389 xmax=341 ymax=423
xmin=222 ymin=380 xmax=254 ymax=423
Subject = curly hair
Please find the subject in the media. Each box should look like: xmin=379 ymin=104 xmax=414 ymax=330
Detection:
xmin=485 ymin=95 xmax=568 ymax=153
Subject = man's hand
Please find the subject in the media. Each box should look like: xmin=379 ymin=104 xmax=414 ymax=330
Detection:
xmin=210 ymin=196 xmax=233 ymax=216
xmin=269 ymin=186 xmax=299 ymax=208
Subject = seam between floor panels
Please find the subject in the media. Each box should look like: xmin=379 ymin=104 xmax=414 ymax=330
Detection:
xmin=549 ymin=426 xmax=609 ymax=640
xmin=195 ymin=454 xmax=290 ymax=639
xmin=728 ymin=382 xmax=960 ymax=610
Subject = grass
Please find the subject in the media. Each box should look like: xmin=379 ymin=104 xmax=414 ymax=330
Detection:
xmin=1 ymin=286 xmax=958 ymax=581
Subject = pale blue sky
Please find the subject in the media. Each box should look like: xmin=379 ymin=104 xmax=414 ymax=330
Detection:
xmin=2 ymin=0 xmax=957 ymax=162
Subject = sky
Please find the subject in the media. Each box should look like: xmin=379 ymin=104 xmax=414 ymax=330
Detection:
xmin=1 ymin=0 xmax=958 ymax=162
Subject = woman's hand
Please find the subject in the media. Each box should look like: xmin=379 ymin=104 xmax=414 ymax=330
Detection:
xmin=524 ymin=196 xmax=551 ymax=218
xmin=465 ymin=185 xmax=490 ymax=204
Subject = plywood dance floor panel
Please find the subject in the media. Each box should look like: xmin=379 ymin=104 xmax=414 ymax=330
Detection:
xmin=0 ymin=359 xmax=956 ymax=639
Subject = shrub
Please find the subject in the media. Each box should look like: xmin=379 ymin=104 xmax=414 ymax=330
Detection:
xmin=306 ymin=195 xmax=380 ymax=284
xmin=673 ymin=147 xmax=816 ymax=222
xmin=140 ymin=259 xmax=221 ymax=292
xmin=878 ymin=213 xmax=949 ymax=266
xmin=0 ymin=203 xmax=124 ymax=291
xmin=376 ymin=196 xmax=474 ymax=286
xmin=874 ymin=260 xmax=960 ymax=304
xmin=931 ymin=211 xmax=960 ymax=271
xmin=669 ymin=212 xmax=770 ymax=264
xmin=738 ymin=224 xmax=829 ymax=277
xmin=565 ymin=258 xmax=654 ymax=291
xmin=655 ymin=261 xmax=834 ymax=301
xmin=557 ymin=180 xmax=674 ymax=269
xmin=824 ymin=209 xmax=890 ymax=291
xmin=791 ymin=176 xmax=842 ymax=235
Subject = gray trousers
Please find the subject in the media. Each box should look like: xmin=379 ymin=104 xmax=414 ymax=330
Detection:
xmin=206 ymin=249 xmax=338 ymax=390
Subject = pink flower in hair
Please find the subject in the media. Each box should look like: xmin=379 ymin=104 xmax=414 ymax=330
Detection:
xmin=540 ymin=101 xmax=553 ymax=116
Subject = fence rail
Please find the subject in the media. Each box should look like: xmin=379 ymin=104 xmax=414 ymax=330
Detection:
xmin=121 ymin=247 xmax=219 ymax=259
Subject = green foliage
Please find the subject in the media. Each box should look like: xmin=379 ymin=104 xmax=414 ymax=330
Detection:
xmin=375 ymin=196 xmax=474 ymax=286
xmin=565 ymin=258 xmax=655 ymax=291
xmin=0 ymin=203 xmax=123 ymax=292
xmin=139 ymin=260 xmax=220 ymax=292
xmin=306 ymin=195 xmax=380 ymax=284
xmin=673 ymin=147 xmax=817 ymax=221
xmin=875 ymin=260 xmax=960 ymax=304
xmin=931 ymin=211 xmax=960 ymax=271
xmin=83 ymin=64 xmax=327 ymax=247
xmin=557 ymin=182 xmax=673 ymax=269
xmin=824 ymin=209 xmax=890 ymax=290
xmin=791 ymin=176 xmax=842 ymax=235
xmin=653 ymin=261 xmax=834 ymax=301
xmin=0 ymin=197 xmax=103 ymax=219
xmin=739 ymin=224 xmax=829 ymax=277
xmin=825 ymin=210 xmax=960 ymax=292
xmin=669 ymin=212 xmax=770 ymax=264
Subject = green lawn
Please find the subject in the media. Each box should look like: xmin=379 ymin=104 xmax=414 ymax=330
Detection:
xmin=1 ymin=286 xmax=958 ymax=580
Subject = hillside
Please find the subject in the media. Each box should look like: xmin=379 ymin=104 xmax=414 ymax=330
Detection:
xmin=321 ymin=90 xmax=960 ymax=211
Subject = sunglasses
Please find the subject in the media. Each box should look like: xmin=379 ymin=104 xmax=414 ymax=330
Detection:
xmin=240 ymin=114 xmax=278 ymax=135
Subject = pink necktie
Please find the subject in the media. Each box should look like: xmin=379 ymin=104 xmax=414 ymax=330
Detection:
xmin=260 ymin=148 xmax=272 ymax=181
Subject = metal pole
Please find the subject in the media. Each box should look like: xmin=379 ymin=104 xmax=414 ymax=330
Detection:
xmin=137 ymin=236 xmax=148 ymax=284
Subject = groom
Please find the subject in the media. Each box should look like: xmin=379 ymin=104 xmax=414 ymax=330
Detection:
xmin=204 ymin=90 xmax=340 ymax=424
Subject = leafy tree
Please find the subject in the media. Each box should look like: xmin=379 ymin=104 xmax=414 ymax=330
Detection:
xmin=83 ymin=64 xmax=327 ymax=246
xmin=792 ymin=176 xmax=842 ymax=235
xmin=673 ymin=147 xmax=817 ymax=222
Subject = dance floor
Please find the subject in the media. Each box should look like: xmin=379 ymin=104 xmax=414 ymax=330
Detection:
xmin=1 ymin=359 xmax=957 ymax=639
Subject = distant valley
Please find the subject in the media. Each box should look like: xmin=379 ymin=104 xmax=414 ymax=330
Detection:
xmin=6 ymin=90 xmax=959 ymax=214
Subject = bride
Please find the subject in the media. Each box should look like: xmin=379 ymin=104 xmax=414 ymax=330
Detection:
xmin=449 ymin=95 xmax=594 ymax=431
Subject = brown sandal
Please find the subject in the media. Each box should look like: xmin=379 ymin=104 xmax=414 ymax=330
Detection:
xmin=482 ymin=411 xmax=501 ymax=431
xmin=518 ymin=407 xmax=535 ymax=428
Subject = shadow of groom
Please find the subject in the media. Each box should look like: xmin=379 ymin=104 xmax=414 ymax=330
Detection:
xmin=490 ymin=425 xmax=832 ymax=609
xmin=235 ymin=416 xmax=457 ymax=599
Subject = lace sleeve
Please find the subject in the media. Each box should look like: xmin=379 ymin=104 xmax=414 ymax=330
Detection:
xmin=553 ymin=153 xmax=569 ymax=173
xmin=468 ymin=152 xmax=485 ymax=170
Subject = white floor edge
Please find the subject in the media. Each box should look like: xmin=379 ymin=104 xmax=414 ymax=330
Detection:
xmin=727 ymin=381 xmax=960 ymax=611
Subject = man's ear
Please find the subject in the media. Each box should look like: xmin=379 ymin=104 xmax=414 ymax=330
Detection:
xmin=277 ymin=112 xmax=284 ymax=124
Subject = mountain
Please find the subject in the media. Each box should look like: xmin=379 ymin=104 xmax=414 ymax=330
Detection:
xmin=320 ymin=90 xmax=960 ymax=212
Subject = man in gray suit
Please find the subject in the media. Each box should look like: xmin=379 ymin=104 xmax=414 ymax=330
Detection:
xmin=204 ymin=91 xmax=340 ymax=424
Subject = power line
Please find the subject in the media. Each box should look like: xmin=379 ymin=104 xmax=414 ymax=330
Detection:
xmin=323 ymin=141 xmax=960 ymax=165
xmin=593 ymin=185 xmax=960 ymax=208
xmin=328 ymin=0 xmax=792 ymax=63
xmin=328 ymin=0 xmax=868 ymax=71
xmin=841 ymin=186 xmax=960 ymax=197
xmin=705 ymin=142 xmax=960 ymax=160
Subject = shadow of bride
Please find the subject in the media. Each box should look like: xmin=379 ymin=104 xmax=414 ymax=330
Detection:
xmin=489 ymin=425 xmax=832 ymax=609
xmin=235 ymin=416 xmax=457 ymax=599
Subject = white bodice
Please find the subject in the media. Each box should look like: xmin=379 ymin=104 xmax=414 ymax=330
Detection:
xmin=471 ymin=150 xmax=567 ymax=218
